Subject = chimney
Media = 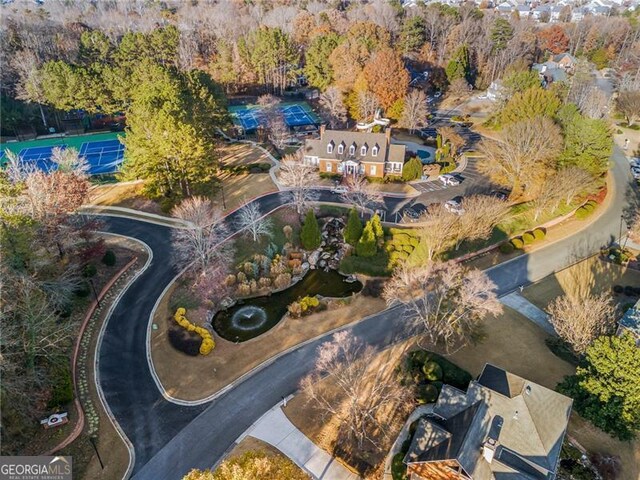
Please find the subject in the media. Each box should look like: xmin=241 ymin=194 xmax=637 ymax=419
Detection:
xmin=385 ymin=126 xmax=391 ymax=145
xmin=482 ymin=439 xmax=496 ymax=464
xmin=319 ymin=124 xmax=326 ymax=138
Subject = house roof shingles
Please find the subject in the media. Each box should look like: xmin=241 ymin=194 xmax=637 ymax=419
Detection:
xmin=405 ymin=364 xmax=573 ymax=480
xmin=303 ymin=129 xmax=405 ymax=164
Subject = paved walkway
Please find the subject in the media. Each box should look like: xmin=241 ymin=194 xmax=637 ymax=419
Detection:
xmin=500 ymin=292 xmax=556 ymax=335
xmin=244 ymin=402 xmax=359 ymax=480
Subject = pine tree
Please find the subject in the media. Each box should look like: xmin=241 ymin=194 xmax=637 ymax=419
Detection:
xmin=344 ymin=208 xmax=363 ymax=246
xmin=402 ymin=157 xmax=423 ymax=181
xmin=301 ymin=210 xmax=321 ymax=250
xmin=445 ymin=44 xmax=470 ymax=84
xmin=356 ymin=221 xmax=377 ymax=257
xmin=557 ymin=334 xmax=640 ymax=440
xmin=370 ymin=213 xmax=384 ymax=241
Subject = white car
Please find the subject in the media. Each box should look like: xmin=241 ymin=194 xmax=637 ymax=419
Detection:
xmin=444 ymin=197 xmax=465 ymax=215
xmin=440 ymin=174 xmax=461 ymax=186
xmin=330 ymin=185 xmax=348 ymax=194
xmin=631 ymin=167 xmax=640 ymax=180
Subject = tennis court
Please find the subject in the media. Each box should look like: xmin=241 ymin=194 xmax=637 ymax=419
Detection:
xmin=1 ymin=132 xmax=125 ymax=175
xmin=230 ymin=102 xmax=319 ymax=132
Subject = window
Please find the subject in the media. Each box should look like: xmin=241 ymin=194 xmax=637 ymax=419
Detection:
xmin=349 ymin=144 xmax=356 ymax=155
xmin=327 ymin=143 xmax=333 ymax=154
xmin=361 ymin=145 xmax=367 ymax=156
xmin=372 ymin=145 xmax=379 ymax=157
xmin=326 ymin=162 xmax=332 ymax=172
xmin=338 ymin=144 xmax=344 ymax=154
xmin=370 ymin=165 xmax=376 ymax=175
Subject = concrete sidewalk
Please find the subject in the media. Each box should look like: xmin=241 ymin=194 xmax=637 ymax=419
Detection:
xmin=244 ymin=402 xmax=360 ymax=480
xmin=500 ymin=292 xmax=556 ymax=335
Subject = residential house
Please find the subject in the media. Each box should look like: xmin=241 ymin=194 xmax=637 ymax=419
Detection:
xmin=531 ymin=4 xmax=551 ymax=19
xmin=533 ymin=61 xmax=568 ymax=86
xmin=618 ymin=299 xmax=640 ymax=346
xmin=553 ymin=53 xmax=577 ymax=71
xmin=302 ymin=126 xmax=406 ymax=178
xmin=404 ymin=364 xmax=573 ymax=480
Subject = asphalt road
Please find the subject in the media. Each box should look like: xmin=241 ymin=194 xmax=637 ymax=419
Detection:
xmin=97 ymin=147 xmax=635 ymax=479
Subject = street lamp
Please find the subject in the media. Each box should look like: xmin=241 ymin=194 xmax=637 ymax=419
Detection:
xmin=221 ymin=183 xmax=226 ymax=209
xmin=89 ymin=278 xmax=101 ymax=309
xmin=619 ymin=214 xmax=626 ymax=247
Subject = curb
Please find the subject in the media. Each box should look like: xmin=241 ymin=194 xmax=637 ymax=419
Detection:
xmin=46 ymin=256 xmax=139 ymax=456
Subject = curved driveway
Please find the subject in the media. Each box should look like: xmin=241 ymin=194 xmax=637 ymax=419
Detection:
xmin=97 ymin=148 xmax=635 ymax=479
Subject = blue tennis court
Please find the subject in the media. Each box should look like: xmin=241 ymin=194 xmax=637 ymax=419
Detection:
xmin=18 ymin=145 xmax=67 ymax=172
xmin=79 ymin=139 xmax=125 ymax=175
xmin=230 ymin=102 xmax=319 ymax=132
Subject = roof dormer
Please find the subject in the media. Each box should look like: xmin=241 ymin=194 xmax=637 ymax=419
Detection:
xmin=337 ymin=142 xmax=345 ymax=155
xmin=327 ymin=141 xmax=334 ymax=154
xmin=360 ymin=143 xmax=368 ymax=156
xmin=372 ymin=144 xmax=379 ymax=157
xmin=349 ymin=142 xmax=356 ymax=155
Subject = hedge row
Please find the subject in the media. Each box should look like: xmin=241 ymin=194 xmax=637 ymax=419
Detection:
xmin=499 ymin=228 xmax=546 ymax=254
xmin=174 ymin=307 xmax=215 ymax=355
xmin=574 ymin=200 xmax=598 ymax=220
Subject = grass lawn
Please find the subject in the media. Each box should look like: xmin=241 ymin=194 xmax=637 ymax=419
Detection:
xmin=522 ymin=254 xmax=640 ymax=310
xmin=221 ymin=436 xmax=307 ymax=477
xmin=217 ymin=142 xmax=273 ymax=167
xmin=151 ymin=289 xmax=386 ymax=401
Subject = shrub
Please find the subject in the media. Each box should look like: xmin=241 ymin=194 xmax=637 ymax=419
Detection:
xmin=83 ymin=263 xmax=97 ymax=277
xmin=422 ymin=361 xmax=443 ymax=381
xmin=533 ymin=228 xmax=546 ymax=240
xmin=362 ymin=279 xmax=385 ymax=297
xmin=522 ymin=232 xmax=535 ymax=245
xmin=438 ymin=161 xmax=456 ymax=174
xmin=402 ymin=157 xmax=423 ymax=181
xmin=391 ymin=453 xmax=406 ymax=480
xmin=356 ymin=222 xmax=378 ymax=257
xmin=75 ymin=282 xmax=91 ymax=297
xmin=499 ymin=242 xmax=515 ymax=254
xmin=102 ymin=250 xmax=117 ymax=266
xmin=344 ymin=208 xmax=363 ymax=246
xmin=168 ymin=325 xmax=201 ymax=356
xmin=301 ymin=210 xmax=322 ymax=250
xmin=612 ymin=285 xmax=624 ymax=294
xmin=417 ymin=384 xmax=439 ymax=404
xmin=510 ymin=237 xmax=524 ymax=249
xmin=173 ymin=308 xmax=215 ymax=355
xmin=274 ymin=273 xmax=292 ymax=289
xmin=48 ymin=365 xmax=74 ymax=408
xmin=299 ymin=295 xmax=320 ymax=313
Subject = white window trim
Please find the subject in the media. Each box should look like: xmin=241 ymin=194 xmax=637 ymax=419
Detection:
xmin=370 ymin=165 xmax=377 ymax=175
xmin=349 ymin=145 xmax=356 ymax=155
xmin=361 ymin=146 xmax=367 ymax=156
xmin=338 ymin=144 xmax=344 ymax=154
xmin=327 ymin=144 xmax=333 ymax=154
xmin=372 ymin=146 xmax=379 ymax=157
xmin=326 ymin=162 xmax=332 ymax=172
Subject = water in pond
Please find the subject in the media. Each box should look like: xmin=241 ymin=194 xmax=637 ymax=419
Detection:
xmin=213 ymin=269 xmax=362 ymax=342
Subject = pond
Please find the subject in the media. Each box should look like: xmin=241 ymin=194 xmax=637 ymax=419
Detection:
xmin=213 ymin=269 xmax=362 ymax=342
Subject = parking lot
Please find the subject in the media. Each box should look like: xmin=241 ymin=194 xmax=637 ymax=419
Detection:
xmin=411 ymin=157 xmax=485 ymax=194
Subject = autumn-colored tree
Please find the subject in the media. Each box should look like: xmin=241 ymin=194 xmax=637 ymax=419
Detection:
xmin=537 ymin=25 xmax=569 ymax=54
xmin=363 ymin=48 xmax=410 ymax=110
xmin=183 ymin=450 xmax=308 ymax=480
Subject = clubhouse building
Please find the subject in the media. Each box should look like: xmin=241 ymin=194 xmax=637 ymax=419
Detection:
xmin=302 ymin=126 xmax=406 ymax=179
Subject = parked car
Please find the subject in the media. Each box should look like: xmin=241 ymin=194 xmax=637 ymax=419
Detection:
xmin=330 ymin=185 xmax=348 ymax=194
xmin=631 ymin=167 xmax=640 ymax=180
xmin=444 ymin=196 xmax=465 ymax=215
xmin=489 ymin=190 xmax=509 ymax=201
xmin=440 ymin=174 xmax=461 ymax=186
xmin=403 ymin=208 xmax=420 ymax=222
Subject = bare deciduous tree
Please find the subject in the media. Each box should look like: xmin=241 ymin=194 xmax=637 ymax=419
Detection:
xmin=437 ymin=126 xmax=465 ymax=159
xmin=616 ymin=90 xmax=640 ymax=126
xmin=50 ymin=147 xmax=90 ymax=176
xmin=278 ymin=154 xmax=319 ymax=214
xmin=356 ymin=90 xmax=380 ymax=122
xmin=319 ymin=87 xmax=347 ymax=129
xmin=340 ymin=175 xmax=383 ymax=215
xmin=531 ymin=167 xmax=594 ymax=220
xmin=478 ymin=116 xmax=563 ymax=199
xmin=383 ymin=261 xmax=502 ymax=351
xmin=300 ymin=331 xmax=413 ymax=449
xmin=629 ymin=213 xmax=640 ymax=243
xmin=416 ymin=204 xmax=459 ymax=261
xmin=194 ymin=263 xmax=231 ymax=309
xmin=400 ymin=89 xmax=429 ymax=133
xmin=453 ymin=195 xmax=510 ymax=249
xmin=548 ymin=292 xmax=616 ymax=354
xmin=236 ymin=201 xmax=273 ymax=242
xmin=171 ymin=196 xmax=233 ymax=275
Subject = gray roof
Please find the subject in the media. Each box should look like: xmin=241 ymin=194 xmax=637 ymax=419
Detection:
xmin=619 ymin=299 xmax=640 ymax=335
xmin=405 ymin=364 xmax=573 ymax=480
xmin=303 ymin=129 xmax=405 ymax=164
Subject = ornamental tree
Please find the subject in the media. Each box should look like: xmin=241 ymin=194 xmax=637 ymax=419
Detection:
xmin=344 ymin=208 xmax=363 ymax=246
xmin=300 ymin=209 xmax=321 ymax=250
